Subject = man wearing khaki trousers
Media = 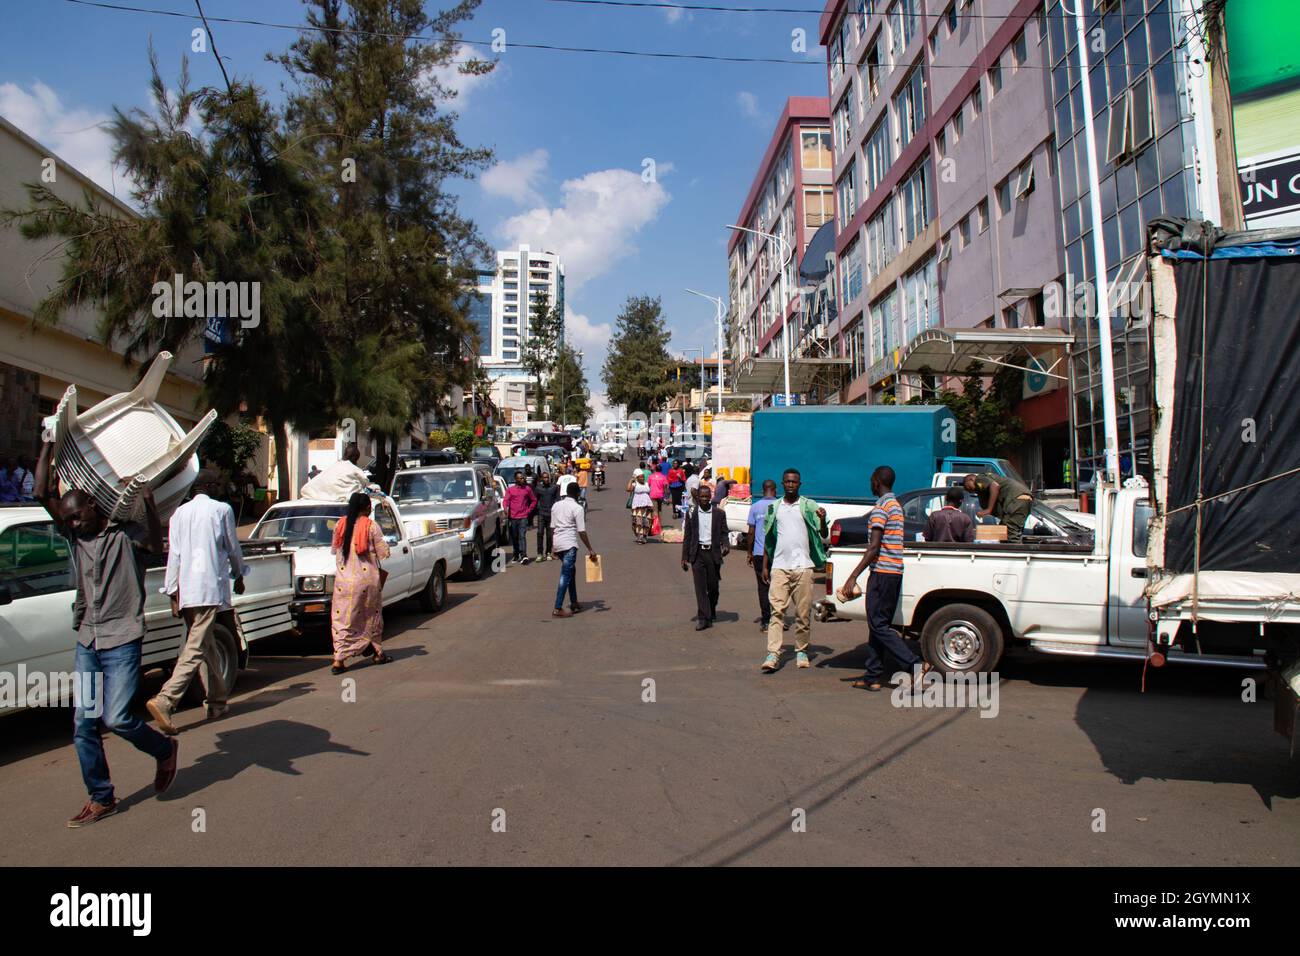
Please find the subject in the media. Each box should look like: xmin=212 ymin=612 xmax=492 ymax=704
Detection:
xmin=147 ymin=471 xmax=249 ymax=734
xmin=759 ymin=469 xmax=828 ymax=674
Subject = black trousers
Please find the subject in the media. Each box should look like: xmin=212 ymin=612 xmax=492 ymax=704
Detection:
xmin=691 ymin=553 xmax=721 ymax=622
xmin=862 ymin=572 xmax=919 ymax=681
xmin=536 ymin=514 xmax=552 ymax=555
xmin=752 ymin=557 xmax=772 ymax=626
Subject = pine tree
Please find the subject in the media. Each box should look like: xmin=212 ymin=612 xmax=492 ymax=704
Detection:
xmin=601 ymin=296 xmax=676 ymax=415
xmin=521 ymin=291 xmax=564 ymax=414
xmin=543 ymin=345 xmax=591 ymax=426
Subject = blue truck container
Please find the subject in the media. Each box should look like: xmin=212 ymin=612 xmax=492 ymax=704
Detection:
xmin=749 ymin=406 xmax=957 ymax=504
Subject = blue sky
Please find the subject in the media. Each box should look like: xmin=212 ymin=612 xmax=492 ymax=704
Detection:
xmin=1 ymin=0 xmax=829 ymax=413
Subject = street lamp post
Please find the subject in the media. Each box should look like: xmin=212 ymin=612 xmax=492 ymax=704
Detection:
xmin=728 ymin=224 xmax=793 ymax=407
xmin=684 ymin=288 xmax=725 ymax=415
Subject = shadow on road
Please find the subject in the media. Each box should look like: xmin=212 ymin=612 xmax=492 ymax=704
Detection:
xmin=144 ymin=718 xmax=370 ymax=803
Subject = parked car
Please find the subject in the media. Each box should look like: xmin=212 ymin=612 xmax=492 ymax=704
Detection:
xmin=250 ymin=492 xmax=461 ymax=629
xmin=598 ymin=440 xmax=626 ymax=461
xmin=827 ymin=487 xmax=1094 ymax=547
xmin=664 ymin=442 xmax=710 ymax=464
xmin=495 ymin=455 xmax=553 ymax=487
xmin=533 ymin=444 xmax=569 ymax=465
xmin=510 ymin=430 xmax=575 ymax=454
xmin=470 ymin=445 xmax=501 ymax=470
xmin=389 ymin=464 xmax=504 ymax=579
xmin=1 ymin=505 xmax=295 ymax=713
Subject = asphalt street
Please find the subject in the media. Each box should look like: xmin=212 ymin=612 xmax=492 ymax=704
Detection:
xmin=1 ymin=459 xmax=1297 ymax=866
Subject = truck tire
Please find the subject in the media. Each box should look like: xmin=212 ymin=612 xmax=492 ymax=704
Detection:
xmin=461 ymin=533 xmax=488 ymax=580
xmin=919 ymin=604 xmax=1004 ymax=674
xmin=419 ymin=562 xmax=447 ymax=612
xmin=182 ymin=619 xmax=241 ymax=705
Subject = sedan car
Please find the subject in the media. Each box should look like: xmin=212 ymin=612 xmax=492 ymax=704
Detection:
xmin=828 ymin=487 xmax=1095 ymax=547
xmin=470 ymin=445 xmax=501 ymax=470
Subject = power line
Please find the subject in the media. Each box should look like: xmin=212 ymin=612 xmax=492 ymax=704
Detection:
xmin=544 ymin=0 xmax=1199 ymax=22
xmin=59 ymin=0 xmax=1200 ymax=71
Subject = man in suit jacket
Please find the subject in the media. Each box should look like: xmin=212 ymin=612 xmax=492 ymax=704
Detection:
xmin=681 ymin=483 xmax=730 ymax=631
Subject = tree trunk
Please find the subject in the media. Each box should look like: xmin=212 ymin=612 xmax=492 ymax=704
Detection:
xmin=270 ymin=416 xmax=293 ymax=502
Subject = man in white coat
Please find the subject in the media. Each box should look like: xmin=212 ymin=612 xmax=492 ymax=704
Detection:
xmin=147 ymin=470 xmax=250 ymax=733
xmin=300 ymin=443 xmax=370 ymax=501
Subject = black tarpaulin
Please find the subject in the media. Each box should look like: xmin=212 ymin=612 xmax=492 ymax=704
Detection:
xmin=1164 ymin=251 xmax=1300 ymax=573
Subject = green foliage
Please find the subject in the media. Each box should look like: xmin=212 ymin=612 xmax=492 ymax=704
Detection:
xmin=449 ymin=420 xmax=477 ymax=460
xmin=200 ymin=419 xmax=263 ymax=478
xmin=905 ymin=364 xmax=1024 ymax=455
xmin=543 ymin=345 xmax=591 ymax=425
xmin=522 ymin=291 xmax=564 ymax=401
xmin=601 ymin=296 xmax=676 ymax=415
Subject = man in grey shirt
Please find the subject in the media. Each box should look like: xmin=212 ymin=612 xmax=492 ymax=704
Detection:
xmin=35 ymin=438 xmax=180 ymax=828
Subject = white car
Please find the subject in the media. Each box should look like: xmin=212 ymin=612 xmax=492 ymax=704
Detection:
xmin=598 ymin=440 xmax=626 ymax=462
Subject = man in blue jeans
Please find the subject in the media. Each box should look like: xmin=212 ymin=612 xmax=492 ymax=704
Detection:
xmin=34 ymin=438 xmax=180 ymax=828
xmin=549 ymin=483 xmax=597 ymax=618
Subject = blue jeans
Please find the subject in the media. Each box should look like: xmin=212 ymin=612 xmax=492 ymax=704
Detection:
xmin=510 ymin=517 xmax=529 ymax=560
xmin=554 ymin=547 xmax=578 ymax=610
xmin=73 ymin=639 xmax=172 ymax=804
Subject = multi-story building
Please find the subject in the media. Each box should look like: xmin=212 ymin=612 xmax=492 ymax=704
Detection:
xmin=726 ymin=96 xmax=833 ymax=400
xmin=477 ymin=245 xmax=566 ymax=419
xmin=817 ymin=0 xmax=1072 ymax=484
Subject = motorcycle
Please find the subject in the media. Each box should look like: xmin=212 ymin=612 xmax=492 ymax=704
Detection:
xmin=593 ymin=466 xmax=606 ymax=491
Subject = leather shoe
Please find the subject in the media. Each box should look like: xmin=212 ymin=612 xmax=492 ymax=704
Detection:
xmin=695 ymin=620 xmax=711 ymax=631
xmin=552 ymin=608 xmax=573 ymax=618
xmin=570 ymin=604 xmax=584 ymax=614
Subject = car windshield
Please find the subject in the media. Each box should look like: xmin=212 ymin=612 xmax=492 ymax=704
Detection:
xmin=1031 ymin=500 xmax=1093 ymax=535
xmin=252 ymin=507 xmax=346 ymax=546
xmin=392 ymin=469 xmax=477 ymax=504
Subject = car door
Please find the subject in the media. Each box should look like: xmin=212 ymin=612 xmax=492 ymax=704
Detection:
xmin=0 ymin=519 xmax=78 ymax=707
xmin=371 ymin=502 xmax=413 ymax=601
xmin=1109 ymin=497 xmax=1154 ymax=646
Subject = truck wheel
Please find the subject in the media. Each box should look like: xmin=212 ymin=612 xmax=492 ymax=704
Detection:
xmin=463 ymin=534 xmax=488 ymax=580
xmin=183 ymin=619 xmax=240 ymax=705
xmin=920 ymin=604 xmax=1004 ymax=674
xmin=419 ymin=563 xmax=447 ymax=612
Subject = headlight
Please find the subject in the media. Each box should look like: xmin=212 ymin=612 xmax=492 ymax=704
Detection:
xmin=299 ymin=575 xmax=326 ymax=593
xmin=462 ymin=516 xmax=473 ymax=530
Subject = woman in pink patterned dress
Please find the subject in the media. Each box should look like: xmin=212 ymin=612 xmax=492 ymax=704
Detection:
xmin=330 ymin=492 xmax=392 ymax=674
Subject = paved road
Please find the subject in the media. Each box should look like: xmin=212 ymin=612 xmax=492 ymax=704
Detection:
xmin=1 ymin=459 xmax=1297 ymax=865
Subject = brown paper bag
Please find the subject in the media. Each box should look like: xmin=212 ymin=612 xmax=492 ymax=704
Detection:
xmin=584 ymin=554 xmax=603 ymax=583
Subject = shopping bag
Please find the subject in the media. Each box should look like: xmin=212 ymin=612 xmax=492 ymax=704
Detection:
xmin=585 ymin=554 xmax=603 ymax=583
xmin=650 ymin=513 xmax=662 ymax=536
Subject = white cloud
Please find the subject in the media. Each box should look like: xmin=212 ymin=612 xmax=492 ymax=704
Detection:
xmin=0 ymin=81 xmax=124 ymax=198
xmin=736 ymin=91 xmax=765 ymax=126
xmin=563 ymin=306 xmax=611 ymax=356
xmin=423 ymin=44 xmax=501 ymax=108
xmin=663 ymin=7 xmax=691 ymax=25
xmin=482 ymin=148 xmax=549 ymax=205
xmin=498 ymin=167 xmax=670 ymax=290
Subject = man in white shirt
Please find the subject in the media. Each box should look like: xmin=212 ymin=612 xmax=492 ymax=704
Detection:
xmin=300 ymin=443 xmax=370 ymax=501
xmin=550 ymin=484 xmax=597 ymax=618
xmin=147 ymin=471 xmax=250 ymax=733
xmin=760 ymin=468 xmax=827 ymax=673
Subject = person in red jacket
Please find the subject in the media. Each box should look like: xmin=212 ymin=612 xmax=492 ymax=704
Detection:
xmin=502 ymin=471 xmax=538 ymax=565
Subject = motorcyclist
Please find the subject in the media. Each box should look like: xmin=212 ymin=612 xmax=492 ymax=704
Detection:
xmin=593 ymin=458 xmax=605 ymax=490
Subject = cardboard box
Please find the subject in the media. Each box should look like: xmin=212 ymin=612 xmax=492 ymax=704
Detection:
xmin=975 ymin=524 xmax=1008 ymax=542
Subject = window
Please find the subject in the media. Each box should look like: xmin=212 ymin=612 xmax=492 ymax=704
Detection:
xmin=1106 ymin=94 xmax=1129 ymax=164
xmin=837 ymin=160 xmax=859 ymax=228
xmin=977 ymin=198 xmax=989 ymax=231
xmin=830 ymin=31 xmax=844 ymax=84
xmin=840 ymin=238 xmax=864 ymax=305
xmin=373 ymin=504 xmax=400 ymax=541
xmin=865 ymin=202 xmax=898 ymax=279
xmin=888 ymin=0 xmax=916 ymax=63
xmin=945 ymin=3 xmax=957 ymax=34
xmin=861 ymin=38 xmax=882 ymax=113
xmin=900 ymin=160 xmax=931 ymax=243
xmin=895 ymin=65 xmax=926 ymax=149
xmin=952 ymin=108 xmax=964 ymax=142
xmin=1130 ymin=72 xmax=1154 ymax=152
xmin=1012 ymin=29 xmax=1028 ymax=69
xmin=804 ymin=187 xmax=834 ymax=228
xmin=802 ymin=128 xmax=833 ymax=170
xmin=0 ymin=521 xmax=72 ymax=598
xmin=902 ymin=257 xmax=939 ymax=342
xmin=1013 ymin=157 xmax=1035 ymax=199
xmin=870 ymin=289 xmax=899 ymax=364
xmin=996 ymin=177 xmax=1012 ymax=216
xmin=1132 ymin=499 xmax=1153 ymax=557
xmin=846 ymin=317 xmax=868 ymax=378
xmin=959 ymin=215 xmax=971 ymax=248
xmin=865 ymin=118 xmax=892 ymax=192
xmin=834 ymin=93 xmax=855 ymax=153
xmin=988 ymin=61 xmax=1003 ymax=96
xmin=935 ymin=128 xmax=946 ymax=156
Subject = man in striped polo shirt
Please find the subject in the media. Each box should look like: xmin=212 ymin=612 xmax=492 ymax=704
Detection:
xmin=837 ymin=465 xmax=929 ymax=692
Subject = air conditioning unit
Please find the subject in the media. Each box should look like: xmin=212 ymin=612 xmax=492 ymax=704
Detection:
xmin=813 ymin=323 xmax=828 ymax=340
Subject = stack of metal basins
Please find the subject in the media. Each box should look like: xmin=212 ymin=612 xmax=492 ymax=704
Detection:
xmin=50 ymin=352 xmax=219 ymax=523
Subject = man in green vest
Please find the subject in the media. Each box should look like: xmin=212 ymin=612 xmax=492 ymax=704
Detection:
xmin=963 ymin=471 xmax=1033 ymax=543
xmin=759 ymin=468 xmax=827 ymax=673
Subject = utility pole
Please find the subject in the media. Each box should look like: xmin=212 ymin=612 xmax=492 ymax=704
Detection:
xmin=1204 ymin=0 xmax=1245 ymax=230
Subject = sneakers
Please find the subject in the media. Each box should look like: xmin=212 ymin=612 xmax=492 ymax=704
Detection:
xmin=520 ymin=557 xmax=531 ymax=566
xmin=796 ymin=651 xmax=810 ymax=668
xmin=67 ymin=799 xmax=118 ymax=828
xmin=760 ymin=653 xmax=779 ymax=673
xmin=552 ymin=608 xmax=573 ymax=618
xmin=146 ymin=696 xmax=178 ymax=736
xmin=155 ymin=739 xmax=179 ymax=794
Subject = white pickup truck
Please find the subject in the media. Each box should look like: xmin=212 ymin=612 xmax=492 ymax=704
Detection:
xmin=824 ymin=485 xmax=1273 ymax=674
xmin=0 ymin=504 xmax=295 ymax=713
xmin=248 ymin=492 xmax=461 ymax=630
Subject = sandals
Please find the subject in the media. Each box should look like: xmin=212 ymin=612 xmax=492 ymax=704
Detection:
xmin=851 ymin=678 xmax=885 ymax=692
xmin=330 ymin=661 xmax=348 ymax=675
xmin=371 ymin=651 xmax=394 ymax=665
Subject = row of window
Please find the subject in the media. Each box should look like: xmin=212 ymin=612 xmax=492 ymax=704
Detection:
xmin=839 ymin=157 xmax=933 ymax=308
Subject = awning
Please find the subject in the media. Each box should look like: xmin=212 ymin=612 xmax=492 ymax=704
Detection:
xmin=730 ymin=356 xmax=851 ymax=394
xmin=895 ymin=327 xmax=1074 ymax=379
